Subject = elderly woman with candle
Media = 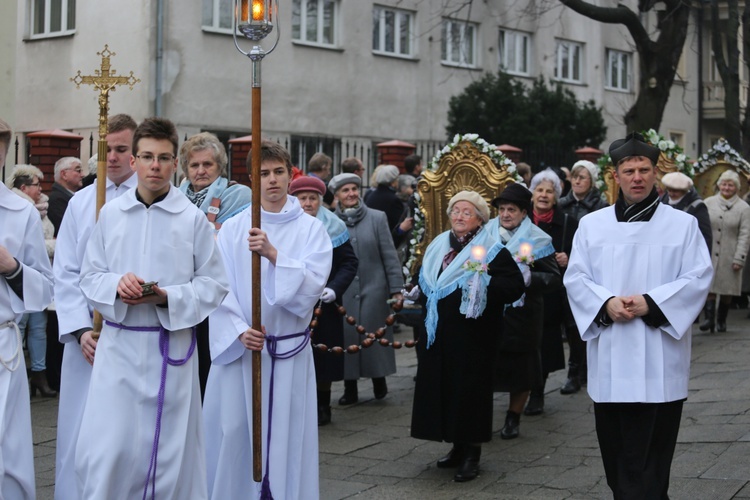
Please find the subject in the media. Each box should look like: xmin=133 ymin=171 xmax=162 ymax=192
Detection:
xmin=486 ymin=183 xmax=562 ymax=439
xmin=410 ymin=190 xmax=524 ymax=482
xmin=702 ymin=169 xmax=750 ymax=332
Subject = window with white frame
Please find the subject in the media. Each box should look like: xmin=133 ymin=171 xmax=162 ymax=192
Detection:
xmin=292 ymin=0 xmax=338 ymax=46
xmin=498 ymin=29 xmax=530 ymax=75
xmin=554 ymin=40 xmax=583 ymax=84
xmin=372 ymin=5 xmax=414 ymax=58
xmin=669 ymin=131 xmax=685 ymax=148
xmin=441 ymin=19 xmax=478 ymax=67
xmin=606 ymin=49 xmax=631 ymax=91
xmin=202 ymin=0 xmax=233 ymax=33
xmin=30 ymin=0 xmax=76 ymax=38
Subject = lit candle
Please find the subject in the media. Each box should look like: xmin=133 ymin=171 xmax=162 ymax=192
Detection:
xmin=471 ymin=245 xmax=486 ymax=262
xmin=252 ymin=0 xmax=265 ymax=21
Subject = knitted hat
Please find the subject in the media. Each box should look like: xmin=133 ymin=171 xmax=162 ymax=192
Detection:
xmin=491 ymin=182 xmax=532 ymax=213
xmin=661 ymin=172 xmax=693 ymax=191
xmin=571 ymin=160 xmax=599 ymax=183
xmin=609 ymin=132 xmax=660 ymax=166
xmin=374 ymin=165 xmax=400 ymax=185
xmin=447 ymin=190 xmax=490 ymax=223
xmin=328 ymin=173 xmax=361 ymax=193
xmin=289 ymin=175 xmax=327 ymax=196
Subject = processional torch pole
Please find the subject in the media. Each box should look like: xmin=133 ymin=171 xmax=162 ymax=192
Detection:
xmin=234 ymin=0 xmax=280 ymax=482
xmin=71 ymin=46 xmax=139 ymax=340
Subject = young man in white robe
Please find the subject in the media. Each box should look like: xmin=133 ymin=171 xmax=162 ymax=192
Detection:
xmin=53 ymin=113 xmax=139 ymax=500
xmin=75 ymin=117 xmax=229 ymax=499
xmin=203 ymin=140 xmax=332 ymax=500
xmin=564 ymin=132 xmax=713 ymax=499
xmin=0 ymin=119 xmax=54 ymax=499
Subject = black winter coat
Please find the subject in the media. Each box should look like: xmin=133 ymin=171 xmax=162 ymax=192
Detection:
xmin=411 ymin=246 xmax=524 ymax=444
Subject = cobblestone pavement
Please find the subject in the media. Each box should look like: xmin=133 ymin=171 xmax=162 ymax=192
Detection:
xmin=32 ymin=311 xmax=750 ymax=499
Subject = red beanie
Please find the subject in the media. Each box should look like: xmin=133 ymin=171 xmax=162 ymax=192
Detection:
xmin=289 ymin=175 xmax=327 ymax=196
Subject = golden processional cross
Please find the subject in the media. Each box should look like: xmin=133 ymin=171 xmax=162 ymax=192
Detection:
xmin=71 ymin=45 xmax=139 ymax=339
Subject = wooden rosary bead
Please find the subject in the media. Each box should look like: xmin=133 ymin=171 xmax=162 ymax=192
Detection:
xmin=385 ymin=314 xmax=396 ymax=326
xmin=391 ymin=300 xmax=404 ymax=312
xmin=346 ymin=344 xmax=360 ymax=354
xmin=309 ymin=319 xmax=318 ymax=329
xmin=362 ymin=338 xmax=374 ymax=348
xmin=316 ymin=343 xmax=328 ymax=352
xmin=314 ymin=307 xmax=323 ymax=317
xmin=379 ymin=339 xmax=390 ymax=346
xmin=375 ymin=327 xmax=385 ymax=338
xmin=405 ymin=340 xmax=416 ymax=348
xmin=392 ymin=341 xmax=402 ymax=349
xmin=331 ymin=346 xmax=344 ymax=355
xmin=346 ymin=316 xmax=356 ymax=325
xmin=356 ymin=325 xmax=366 ymax=334
xmin=367 ymin=333 xmax=376 ymax=339
xmin=337 ymin=305 xmax=346 ymax=315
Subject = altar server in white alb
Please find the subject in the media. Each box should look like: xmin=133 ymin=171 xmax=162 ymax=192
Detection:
xmin=75 ymin=117 xmax=229 ymax=499
xmin=0 ymin=118 xmax=54 ymax=500
xmin=203 ymin=140 xmax=332 ymax=500
xmin=53 ymin=113 xmax=139 ymax=500
xmin=564 ymin=132 xmax=713 ymax=499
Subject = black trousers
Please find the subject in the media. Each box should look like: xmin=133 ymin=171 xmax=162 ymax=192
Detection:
xmin=594 ymin=400 xmax=684 ymax=500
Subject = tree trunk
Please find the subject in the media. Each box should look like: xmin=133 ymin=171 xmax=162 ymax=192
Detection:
xmin=711 ymin=0 xmax=742 ymax=149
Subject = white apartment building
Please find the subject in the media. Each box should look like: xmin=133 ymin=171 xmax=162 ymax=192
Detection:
xmin=2 ymin=0 xmax=726 ymax=174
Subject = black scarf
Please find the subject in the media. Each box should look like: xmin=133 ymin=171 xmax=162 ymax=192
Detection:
xmin=441 ymin=226 xmax=481 ymax=270
xmin=614 ymin=187 xmax=660 ymax=223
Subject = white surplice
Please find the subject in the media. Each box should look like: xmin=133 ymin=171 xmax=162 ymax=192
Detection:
xmin=53 ymin=174 xmax=137 ymax=500
xmin=204 ymin=196 xmax=332 ymax=500
xmin=0 ymin=183 xmax=54 ymax=500
xmin=76 ymin=186 xmax=228 ymax=500
xmin=563 ymin=203 xmax=713 ymax=403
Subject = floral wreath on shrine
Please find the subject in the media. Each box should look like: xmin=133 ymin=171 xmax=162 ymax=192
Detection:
xmin=596 ymin=129 xmax=693 ymax=189
xmin=693 ymin=138 xmax=750 ymax=176
xmin=403 ymin=133 xmax=521 ymax=280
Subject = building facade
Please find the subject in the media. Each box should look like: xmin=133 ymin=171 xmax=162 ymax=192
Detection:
xmin=2 ymin=0 xmax=725 ymax=180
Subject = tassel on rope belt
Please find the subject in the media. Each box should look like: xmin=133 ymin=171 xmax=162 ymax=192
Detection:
xmin=0 ymin=320 xmax=22 ymax=372
xmin=104 ymin=320 xmax=197 ymax=500
xmin=260 ymin=328 xmax=311 ymax=500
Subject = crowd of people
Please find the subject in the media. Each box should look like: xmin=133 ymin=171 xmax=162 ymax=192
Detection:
xmin=0 ymin=115 xmax=732 ymax=498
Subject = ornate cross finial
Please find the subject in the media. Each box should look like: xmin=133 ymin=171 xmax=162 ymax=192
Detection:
xmin=71 ymin=45 xmax=140 ymax=136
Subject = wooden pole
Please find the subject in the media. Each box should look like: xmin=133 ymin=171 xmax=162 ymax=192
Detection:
xmin=250 ymin=62 xmax=263 ymax=483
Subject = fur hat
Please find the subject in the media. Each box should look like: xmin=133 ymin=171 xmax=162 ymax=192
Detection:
xmin=5 ymin=164 xmax=43 ymax=188
xmin=571 ymin=160 xmax=599 ymax=183
xmin=661 ymin=172 xmax=693 ymax=191
xmin=609 ymin=132 xmax=660 ymax=166
xmin=491 ymin=182 xmax=532 ymax=213
xmin=374 ymin=165 xmax=400 ymax=185
xmin=447 ymin=190 xmax=490 ymax=223
xmin=289 ymin=175 xmax=327 ymax=196
xmin=717 ymin=169 xmax=741 ymax=190
xmin=328 ymin=173 xmax=362 ymax=193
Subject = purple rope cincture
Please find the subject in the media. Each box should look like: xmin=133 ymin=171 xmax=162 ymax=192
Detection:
xmin=259 ymin=328 xmax=311 ymax=500
xmin=104 ymin=320 xmax=197 ymax=500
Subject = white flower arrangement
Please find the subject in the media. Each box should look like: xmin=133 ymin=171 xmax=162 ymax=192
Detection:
xmin=693 ymin=138 xmax=750 ymax=175
xmin=403 ymin=134 xmax=521 ymax=280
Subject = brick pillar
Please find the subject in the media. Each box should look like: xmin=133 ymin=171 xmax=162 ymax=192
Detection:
xmin=228 ymin=135 xmax=252 ymax=186
xmin=26 ymin=129 xmax=83 ymax=192
xmin=376 ymin=140 xmax=416 ymax=173
xmin=498 ymin=144 xmax=523 ymax=165
xmin=574 ymin=146 xmax=604 ymax=163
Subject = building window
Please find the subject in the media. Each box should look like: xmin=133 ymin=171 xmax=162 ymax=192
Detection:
xmin=606 ymin=49 xmax=631 ymax=91
xmin=372 ymin=5 xmax=414 ymax=58
xmin=441 ymin=19 xmax=478 ymax=67
xmin=30 ymin=0 xmax=76 ymax=38
xmin=669 ymin=131 xmax=685 ymax=148
xmin=554 ymin=39 xmax=583 ymax=84
xmin=202 ymin=0 xmax=233 ymax=34
xmin=292 ymin=0 xmax=338 ymax=46
xmin=498 ymin=29 xmax=530 ymax=75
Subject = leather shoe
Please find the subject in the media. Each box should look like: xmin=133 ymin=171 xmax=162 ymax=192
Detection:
xmin=500 ymin=411 xmax=520 ymax=440
xmin=560 ymin=376 xmax=581 ymax=395
xmin=373 ymin=377 xmax=388 ymax=399
xmin=523 ymin=394 xmax=544 ymax=416
xmin=436 ymin=445 xmax=464 ymax=468
xmin=317 ymin=405 xmax=331 ymax=426
xmin=338 ymin=380 xmax=358 ymax=405
xmin=453 ymin=445 xmax=480 ymax=482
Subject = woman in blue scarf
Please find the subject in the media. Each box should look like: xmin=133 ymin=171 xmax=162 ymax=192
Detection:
xmin=410 ymin=190 xmax=524 ymax=482
xmin=485 ymin=182 xmax=562 ymax=440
